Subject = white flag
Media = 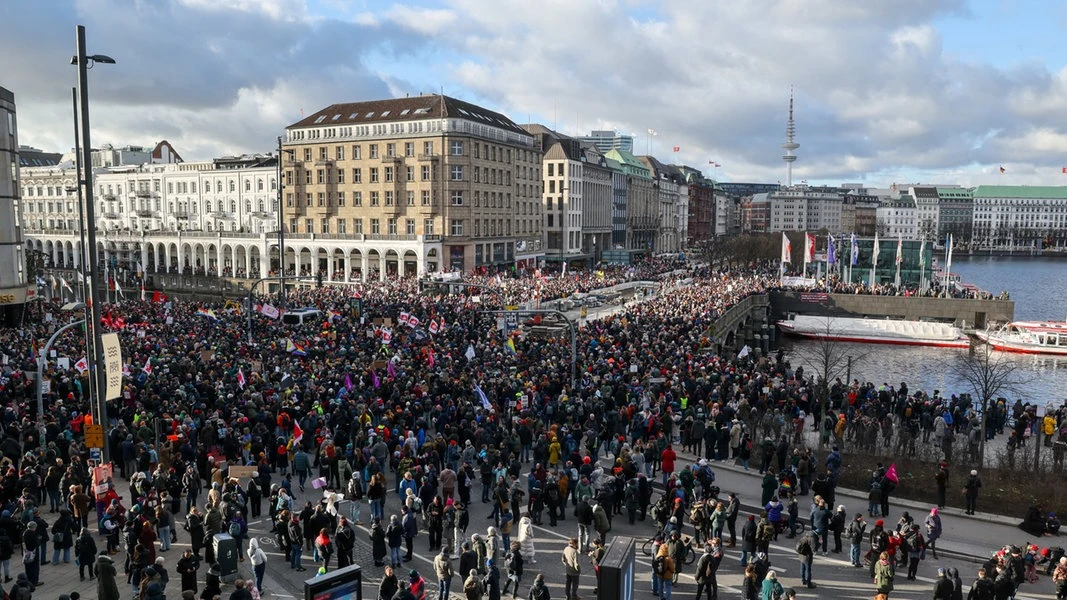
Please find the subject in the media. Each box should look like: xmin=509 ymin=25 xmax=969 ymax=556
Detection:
xmin=74 ymin=357 xmax=88 ymax=373
xmin=737 ymin=345 xmax=751 ymax=359
xmin=465 ymin=343 xmax=476 ymax=361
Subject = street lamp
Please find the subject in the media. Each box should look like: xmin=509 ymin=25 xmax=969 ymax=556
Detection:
xmin=72 ymin=25 xmax=115 ymax=459
xmin=275 ymin=137 xmax=295 ymax=306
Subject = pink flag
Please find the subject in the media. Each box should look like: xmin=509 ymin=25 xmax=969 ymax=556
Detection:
xmin=344 ymin=373 xmax=354 ymax=392
xmin=371 ymin=370 xmax=380 ymax=388
xmin=387 ymin=360 xmax=396 ymax=380
xmin=885 ymin=463 xmax=899 ymax=484
xmin=427 ymin=349 xmax=435 ymax=369
xmin=237 ymin=369 xmax=246 ymax=389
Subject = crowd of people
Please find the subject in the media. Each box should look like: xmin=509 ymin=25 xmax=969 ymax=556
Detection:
xmin=0 ymin=258 xmax=1056 ymax=600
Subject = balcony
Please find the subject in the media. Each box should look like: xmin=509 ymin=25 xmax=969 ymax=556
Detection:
xmin=251 ymin=211 xmax=273 ymax=219
xmin=364 ymin=233 xmax=416 ymax=241
xmin=210 ymin=211 xmax=235 ymax=220
xmin=380 ymin=155 xmax=402 ymax=164
xmin=172 ymin=211 xmax=190 ymax=219
xmin=417 ymin=154 xmax=439 ymax=162
xmin=423 ymin=234 xmax=441 ymax=243
xmin=135 ymin=209 xmax=155 ymax=218
xmin=134 ymin=190 xmax=152 ymax=198
xmin=314 ymin=159 xmax=334 ymax=167
xmin=101 ymin=212 xmax=120 ymax=220
xmin=102 ymin=193 xmax=117 ymax=201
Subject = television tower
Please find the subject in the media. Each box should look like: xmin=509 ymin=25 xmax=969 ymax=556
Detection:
xmin=781 ymin=87 xmax=799 ymax=187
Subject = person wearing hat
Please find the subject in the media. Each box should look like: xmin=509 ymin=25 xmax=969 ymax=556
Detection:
xmin=483 ymin=557 xmax=501 ymax=600
xmin=409 ymin=569 xmax=428 ymax=600
xmin=869 ymin=520 xmax=889 ymax=578
xmin=964 ymin=469 xmax=982 ymax=515
xmin=932 ymin=567 xmax=953 ymax=599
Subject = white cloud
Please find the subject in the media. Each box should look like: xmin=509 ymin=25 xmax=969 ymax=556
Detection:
xmin=6 ymin=0 xmax=1067 ymax=188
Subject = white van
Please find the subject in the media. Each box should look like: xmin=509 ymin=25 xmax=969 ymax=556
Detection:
xmin=282 ymin=308 xmax=322 ymax=325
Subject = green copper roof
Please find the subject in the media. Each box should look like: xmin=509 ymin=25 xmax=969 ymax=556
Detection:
xmin=603 ymin=149 xmax=651 ymax=179
xmin=972 ymin=185 xmax=1067 ymax=199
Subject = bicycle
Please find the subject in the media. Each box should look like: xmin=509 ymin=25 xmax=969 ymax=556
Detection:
xmin=641 ymin=534 xmax=698 ymax=564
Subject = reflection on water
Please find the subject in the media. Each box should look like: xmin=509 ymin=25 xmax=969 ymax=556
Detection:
xmin=782 ymin=339 xmax=1067 ymax=402
xmin=781 ymin=256 xmax=1067 ymax=401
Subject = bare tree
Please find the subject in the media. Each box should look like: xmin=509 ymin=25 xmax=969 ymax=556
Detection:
xmin=950 ymin=342 xmax=1029 ymax=467
xmin=788 ymin=316 xmax=870 ymax=447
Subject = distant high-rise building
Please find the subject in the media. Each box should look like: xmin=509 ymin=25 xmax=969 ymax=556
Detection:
xmin=579 ymin=130 xmax=634 ymax=154
xmin=0 ymin=87 xmax=29 ymax=323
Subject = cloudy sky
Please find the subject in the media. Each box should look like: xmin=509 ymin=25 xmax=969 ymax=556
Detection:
xmin=4 ymin=0 xmax=1067 ymax=187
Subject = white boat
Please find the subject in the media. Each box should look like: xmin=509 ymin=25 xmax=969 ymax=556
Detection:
xmin=776 ymin=314 xmax=970 ymax=348
xmin=973 ymin=321 xmax=1067 ymax=356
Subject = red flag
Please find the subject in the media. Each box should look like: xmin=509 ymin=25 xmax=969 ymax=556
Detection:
xmin=999 ymin=166 xmax=1006 ymax=173
xmin=292 ymin=421 xmax=303 ymax=444
xmin=1062 ymin=167 xmax=1066 ymax=173
xmin=152 ymin=291 xmax=163 ymax=303
xmin=672 ymin=146 xmax=680 ymax=152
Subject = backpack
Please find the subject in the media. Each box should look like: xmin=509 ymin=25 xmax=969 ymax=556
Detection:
xmin=757 ymin=522 xmax=775 ymax=543
xmin=653 ymin=555 xmax=666 ymax=576
xmin=413 ymin=497 xmax=424 ymax=513
xmin=228 ymin=521 xmax=242 ymax=537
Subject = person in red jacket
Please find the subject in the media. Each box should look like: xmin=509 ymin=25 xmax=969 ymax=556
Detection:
xmin=661 ymin=445 xmax=677 ymax=488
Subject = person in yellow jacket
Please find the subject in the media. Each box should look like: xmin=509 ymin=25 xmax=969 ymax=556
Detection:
xmin=548 ymin=438 xmax=561 ymax=468
xmin=1044 ymin=413 xmax=1057 ymax=447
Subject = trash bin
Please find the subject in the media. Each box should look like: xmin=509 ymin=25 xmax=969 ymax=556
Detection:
xmin=213 ymin=533 xmax=239 ymax=583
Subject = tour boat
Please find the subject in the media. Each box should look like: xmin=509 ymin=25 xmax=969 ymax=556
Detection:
xmin=973 ymin=321 xmax=1067 ymax=356
xmin=776 ymin=314 xmax=971 ymax=348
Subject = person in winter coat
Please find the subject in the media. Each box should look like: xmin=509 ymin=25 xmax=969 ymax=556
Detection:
xmin=97 ymin=550 xmax=122 ymax=600
xmin=759 ymin=570 xmax=783 ymax=600
xmin=177 ymin=548 xmax=200 ymax=595
xmin=75 ymin=527 xmax=98 ymax=580
xmin=52 ymin=508 xmax=77 ymax=564
xmin=970 ymin=567 xmax=996 ymax=600
xmin=949 ymin=567 xmax=964 ymax=600
xmin=379 ymin=566 xmax=400 ymax=600
xmin=964 ymin=470 xmax=982 ymax=515
xmin=873 ymin=551 xmax=895 ymax=596
xmin=387 ymin=516 xmax=405 ymax=568
xmin=741 ymin=564 xmax=760 ymax=600
xmin=562 ymin=538 xmax=582 ymax=600
xmin=740 ymin=515 xmax=757 ymax=566
xmin=591 ymin=501 xmax=610 ymax=545
xmin=925 ymin=507 xmax=943 ymax=559
xmin=484 ymin=559 xmax=502 ymax=600
xmin=1051 ymin=558 xmax=1067 ymax=600
xmin=933 ymin=567 xmax=954 ymax=600
xmin=528 ymin=573 xmax=549 ymax=600
xmin=248 ymin=537 xmax=268 ymax=592
xmin=9 ymin=573 xmax=33 ymax=600
xmin=464 ymin=569 xmax=484 ymax=600
xmin=502 ymin=542 xmax=524 ymax=599
xmin=517 ymin=513 xmax=536 ymax=564
xmin=372 ymin=519 xmax=389 ymax=567
xmin=434 ymin=548 xmax=455 ymax=600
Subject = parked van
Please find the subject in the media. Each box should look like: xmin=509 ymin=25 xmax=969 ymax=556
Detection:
xmin=282 ymin=308 xmax=322 ymax=325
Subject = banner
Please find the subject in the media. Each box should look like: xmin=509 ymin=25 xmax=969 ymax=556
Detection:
xmin=100 ymin=332 xmax=123 ymax=401
xmin=260 ymin=303 xmax=280 ymax=319
xmin=780 ymin=276 xmax=817 ymax=288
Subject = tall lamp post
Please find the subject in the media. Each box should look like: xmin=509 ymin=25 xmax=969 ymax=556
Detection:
xmin=72 ymin=25 xmax=115 ymax=455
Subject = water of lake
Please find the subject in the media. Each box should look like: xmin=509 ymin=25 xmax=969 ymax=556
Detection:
xmin=784 ymin=255 xmax=1067 ymax=402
